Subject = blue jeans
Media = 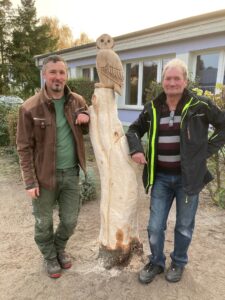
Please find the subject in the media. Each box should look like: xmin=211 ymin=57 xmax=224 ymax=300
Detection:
xmin=147 ymin=172 xmax=199 ymax=268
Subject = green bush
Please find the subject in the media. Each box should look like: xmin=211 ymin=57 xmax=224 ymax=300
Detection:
xmin=68 ymin=78 xmax=95 ymax=106
xmin=79 ymin=167 xmax=97 ymax=204
xmin=207 ymin=150 xmax=225 ymax=208
xmin=0 ymin=103 xmax=20 ymax=147
xmin=144 ymin=81 xmax=163 ymax=102
xmin=0 ymin=104 xmax=11 ymax=146
xmin=6 ymin=106 xmax=19 ymax=146
xmin=190 ymin=85 xmax=225 ymax=208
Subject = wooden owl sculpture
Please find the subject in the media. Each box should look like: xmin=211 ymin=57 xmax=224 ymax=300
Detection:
xmin=95 ymin=34 xmax=124 ymax=95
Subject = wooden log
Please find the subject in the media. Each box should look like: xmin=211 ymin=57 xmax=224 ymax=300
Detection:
xmin=89 ymin=88 xmax=143 ymax=269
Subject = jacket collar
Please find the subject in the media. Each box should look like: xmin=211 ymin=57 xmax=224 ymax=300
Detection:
xmin=153 ymin=88 xmax=199 ymax=109
xmin=40 ymin=85 xmax=72 ymax=105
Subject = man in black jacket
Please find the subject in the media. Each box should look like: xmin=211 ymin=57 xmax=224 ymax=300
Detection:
xmin=126 ymin=58 xmax=225 ymax=284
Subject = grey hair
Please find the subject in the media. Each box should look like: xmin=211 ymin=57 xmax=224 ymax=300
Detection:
xmin=42 ymin=55 xmax=68 ymax=72
xmin=162 ymin=58 xmax=188 ymax=80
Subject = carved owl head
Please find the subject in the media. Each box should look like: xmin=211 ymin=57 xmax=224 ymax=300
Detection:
xmin=96 ymin=34 xmax=114 ymax=50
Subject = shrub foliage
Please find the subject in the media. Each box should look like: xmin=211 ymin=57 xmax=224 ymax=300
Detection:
xmin=68 ymin=78 xmax=95 ymax=106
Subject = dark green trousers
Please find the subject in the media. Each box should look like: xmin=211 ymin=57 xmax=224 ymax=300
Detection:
xmin=32 ymin=167 xmax=81 ymax=260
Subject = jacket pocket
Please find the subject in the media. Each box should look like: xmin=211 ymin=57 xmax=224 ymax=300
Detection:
xmin=185 ymin=113 xmax=208 ymax=145
xmin=33 ymin=117 xmax=52 ymax=142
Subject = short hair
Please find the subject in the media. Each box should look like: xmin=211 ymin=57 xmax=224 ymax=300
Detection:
xmin=42 ymin=55 xmax=67 ymax=72
xmin=162 ymin=58 xmax=188 ymax=80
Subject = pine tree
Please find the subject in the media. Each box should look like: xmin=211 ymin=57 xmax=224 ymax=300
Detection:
xmin=0 ymin=0 xmax=14 ymax=94
xmin=9 ymin=0 xmax=57 ymax=98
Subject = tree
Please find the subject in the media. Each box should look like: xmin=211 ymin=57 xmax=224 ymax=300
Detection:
xmin=40 ymin=16 xmax=74 ymax=50
xmin=41 ymin=17 xmax=94 ymax=50
xmin=74 ymin=32 xmax=93 ymax=46
xmin=9 ymin=0 xmax=57 ymax=98
xmin=0 ymin=0 xmax=14 ymax=94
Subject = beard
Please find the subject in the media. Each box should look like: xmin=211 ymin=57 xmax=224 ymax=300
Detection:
xmin=51 ymin=82 xmax=64 ymax=93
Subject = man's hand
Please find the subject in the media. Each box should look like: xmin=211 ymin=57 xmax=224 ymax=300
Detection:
xmin=76 ymin=113 xmax=90 ymax=125
xmin=26 ymin=187 xmax=40 ymax=199
xmin=131 ymin=152 xmax=147 ymax=165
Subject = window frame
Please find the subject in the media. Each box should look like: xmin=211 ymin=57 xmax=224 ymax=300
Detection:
xmin=192 ymin=49 xmax=225 ymax=92
xmin=81 ymin=66 xmax=98 ymax=81
xmin=120 ymin=56 xmax=173 ymax=109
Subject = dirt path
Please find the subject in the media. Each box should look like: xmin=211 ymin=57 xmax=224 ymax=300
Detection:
xmin=1 ymin=147 xmax=225 ymax=300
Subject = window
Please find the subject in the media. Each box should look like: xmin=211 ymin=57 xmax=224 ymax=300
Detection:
xmin=125 ymin=63 xmax=139 ymax=105
xmin=223 ymin=65 xmax=225 ymax=85
xmin=195 ymin=53 xmax=219 ymax=92
xmin=142 ymin=61 xmax=157 ymax=105
xmin=162 ymin=58 xmax=171 ymax=73
xmin=67 ymin=68 xmax=72 ymax=79
xmin=93 ymin=67 xmax=99 ymax=82
xmin=123 ymin=57 xmax=173 ymax=107
xmin=82 ymin=68 xmax=91 ymax=79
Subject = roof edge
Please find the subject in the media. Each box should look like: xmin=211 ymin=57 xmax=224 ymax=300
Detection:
xmin=34 ymin=9 xmax=225 ymax=59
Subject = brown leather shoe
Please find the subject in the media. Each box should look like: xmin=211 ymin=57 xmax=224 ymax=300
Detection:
xmin=57 ymin=251 xmax=72 ymax=269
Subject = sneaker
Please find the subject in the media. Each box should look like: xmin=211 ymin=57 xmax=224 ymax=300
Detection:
xmin=57 ymin=251 xmax=72 ymax=269
xmin=165 ymin=263 xmax=184 ymax=282
xmin=45 ymin=258 xmax=61 ymax=278
xmin=139 ymin=262 xmax=164 ymax=284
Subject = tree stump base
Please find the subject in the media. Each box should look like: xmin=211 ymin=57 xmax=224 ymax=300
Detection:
xmin=98 ymin=238 xmax=143 ymax=269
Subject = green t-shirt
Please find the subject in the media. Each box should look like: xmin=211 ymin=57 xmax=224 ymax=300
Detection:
xmin=53 ymin=96 xmax=77 ymax=169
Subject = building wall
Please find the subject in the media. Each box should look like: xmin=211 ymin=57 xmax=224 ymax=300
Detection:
xmin=35 ymin=10 xmax=225 ymax=125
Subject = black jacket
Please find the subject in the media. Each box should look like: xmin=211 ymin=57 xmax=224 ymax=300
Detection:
xmin=126 ymin=89 xmax=225 ymax=195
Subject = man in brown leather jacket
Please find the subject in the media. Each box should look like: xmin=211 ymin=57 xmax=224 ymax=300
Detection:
xmin=16 ymin=55 xmax=90 ymax=278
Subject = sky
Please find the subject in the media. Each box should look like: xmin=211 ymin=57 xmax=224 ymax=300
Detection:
xmin=11 ymin=0 xmax=225 ymax=40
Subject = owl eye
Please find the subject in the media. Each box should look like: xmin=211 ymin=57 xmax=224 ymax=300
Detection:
xmin=107 ymin=40 xmax=110 ymax=43
xmin=101 ymin=39 xmax=104 ymax=43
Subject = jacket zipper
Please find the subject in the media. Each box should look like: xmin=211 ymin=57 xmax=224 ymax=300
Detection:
xmin=146 ymin=102 xmax=157 ymax=192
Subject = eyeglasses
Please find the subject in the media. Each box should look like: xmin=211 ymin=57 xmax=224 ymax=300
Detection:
xmin=169 ymin=110 xmax=175 ymax=127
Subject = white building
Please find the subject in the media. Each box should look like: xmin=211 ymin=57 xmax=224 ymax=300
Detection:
xmin=35 ymin=9 xmax=225 ymax=125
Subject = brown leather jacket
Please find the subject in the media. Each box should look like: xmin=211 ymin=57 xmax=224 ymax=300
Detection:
xmin=16 ymin=85 xmax=89 ymax=190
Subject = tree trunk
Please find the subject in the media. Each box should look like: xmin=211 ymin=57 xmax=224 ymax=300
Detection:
xmin=89 ymin=88 xmax=143 ymax=269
